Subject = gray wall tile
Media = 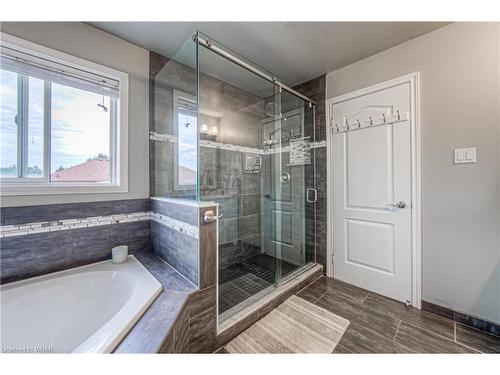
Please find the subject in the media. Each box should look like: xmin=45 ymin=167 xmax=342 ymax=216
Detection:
xmin=293 ymin=75 xmax=327 ymax=271
xmin=1 ymin=199 xmax=150 ymax=225
xmin=1 ymin=220 xmax=151 ymax=284
xmin=199 ymin=206 xmax=217 ymax=289
xmin=189 ymin=307 xmax=217 ymax=353
xmin=151 ymin=220 xmax=199 ymax=286
xmin=173 ymin=303 xmax=191 ymax=353
xmin=151 ymin=198 xmax=198 ymax=226
xmin=189 ymin=285 xmax=216 ymax=319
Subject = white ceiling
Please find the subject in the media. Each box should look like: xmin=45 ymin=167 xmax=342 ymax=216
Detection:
xmin=90 ymin=22 xmax=448 ymax=87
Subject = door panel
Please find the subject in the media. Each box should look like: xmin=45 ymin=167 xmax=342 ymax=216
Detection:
xmin=345 ymin=219 xmax=395 ymax=274
xmin=333 ymin=82 xmax=412 ymax=304
xmin=346 ymin=125 xmax=394 ymax=209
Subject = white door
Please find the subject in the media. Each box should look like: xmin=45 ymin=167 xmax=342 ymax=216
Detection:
xmin=332 ymin=82 xmax=412 ymax=304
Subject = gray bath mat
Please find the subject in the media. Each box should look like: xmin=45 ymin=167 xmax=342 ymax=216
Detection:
xmin=225 ymin=295 xmax=350 ymax=353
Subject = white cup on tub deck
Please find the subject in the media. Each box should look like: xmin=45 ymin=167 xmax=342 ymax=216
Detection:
xmin=112 ymin=245 xmax=128 ymax=264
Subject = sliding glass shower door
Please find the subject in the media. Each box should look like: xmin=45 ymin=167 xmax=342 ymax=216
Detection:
xmin=262 ymin=90 xmax=316 ymax=287
xmin=195 ymin=32 xmax=316 ymax=324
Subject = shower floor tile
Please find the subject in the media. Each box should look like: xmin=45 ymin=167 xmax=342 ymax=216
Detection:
xmin=218 ymin=254 xmax=301 ymax=314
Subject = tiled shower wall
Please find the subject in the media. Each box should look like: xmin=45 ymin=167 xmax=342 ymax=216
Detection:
xmin=149 ymin=51 xmax=196 ymax=199
xmin=0 ymin=199 xmax=151 ymax=284
xmin=150 ymin=198 xmax=199 ymax=286
xmin=198 ymin=75 xmax=263 ymax=266
xmin=150 ymin=50 xmax=328 ymax=271
xmin=150 ymin=51 xmax=264 ymax=268
xmin=293 ymin=75 xmax=327 ymax=271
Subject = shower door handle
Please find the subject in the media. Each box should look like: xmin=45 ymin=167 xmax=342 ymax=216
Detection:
xmin=306 ymin=188 xmax=317 ymax=203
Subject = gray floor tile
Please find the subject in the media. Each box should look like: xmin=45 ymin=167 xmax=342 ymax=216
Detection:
xmin=222 ymin=274 xmax=488 ymax=354
xmin=455 ymin=323 xmax=500 ymax=353
xmin=336 ymin=322 xmax=415 ymax=353
xmin=311 ymin=276 xmax=369 ymax=304
xmin=331 ymin=344 xmax=353 ymax=353
xmin=395 ymin=322 xmax=477 ymax=353
xmin=315 ymin=290 xmax=400 ymax=340
xmin=218 ymin=254 xmax=300 ymax=314
xmin=297 ymin=283 xmax=326 ymax=303
xmin=362 ymin=293 xmax=455 ymax=339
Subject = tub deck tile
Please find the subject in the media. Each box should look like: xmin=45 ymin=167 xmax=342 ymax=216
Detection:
xmin=114 ymin=251 xmax=196 ymax=353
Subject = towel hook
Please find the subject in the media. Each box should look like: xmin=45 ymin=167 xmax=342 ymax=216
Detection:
xmin=382 ymin=113 xmax=386 ymax=123
xmin=369 ymin=116 xmax=373 ymax=126
xmin=397 ymin=110 xmax=401 ymax=121
xmin=357 ymin=119 xmax=361 ymax=128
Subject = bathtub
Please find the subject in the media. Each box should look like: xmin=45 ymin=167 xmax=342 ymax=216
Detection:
xmin=0 ymin=255 xmax=162 ymax=353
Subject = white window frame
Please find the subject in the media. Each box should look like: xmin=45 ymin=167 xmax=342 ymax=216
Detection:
xmin=0 ymin=33 xmax=129 ymax=196
xmin=173 ymin=89 xmax=198 ymax=191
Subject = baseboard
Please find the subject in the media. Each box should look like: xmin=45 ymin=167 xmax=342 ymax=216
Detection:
xmin=422 ymin=300 xmax=499 ymax=336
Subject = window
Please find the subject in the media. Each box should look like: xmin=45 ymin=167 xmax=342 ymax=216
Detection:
xmin=173 ymin=90 xmax=198 ymax=189
xmin=0 ymin=33 xmax=128 ymax=195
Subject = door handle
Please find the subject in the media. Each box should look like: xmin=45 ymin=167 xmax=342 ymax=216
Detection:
xmin=306 ymin=188 xmax=317 ymax=203
xmin=388 ymin=201 xmax=407 ymax=209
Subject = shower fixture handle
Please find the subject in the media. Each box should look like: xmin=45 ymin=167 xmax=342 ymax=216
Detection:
xmin=203 ymin=210 xmax=223 ymax=224
xmin=280 ymin=172 xmax=291 ymax=184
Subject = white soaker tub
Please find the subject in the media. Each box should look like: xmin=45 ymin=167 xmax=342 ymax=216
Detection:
xmin=0 ymin=255 xmax=162 ymax=353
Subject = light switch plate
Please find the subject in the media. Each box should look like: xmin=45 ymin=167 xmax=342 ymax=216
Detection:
xmin=454 ymin=147 xmax=476 ymax=164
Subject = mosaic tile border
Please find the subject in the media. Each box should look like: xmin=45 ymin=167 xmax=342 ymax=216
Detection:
xmin=149 ymin=131 xmax=327 ymax=155
xmin=150 ymin=131 xmax=176 ymax=143
xmin=150 ymin=212 xmax=199 ymax=239
xmin=0 ymin=211 xmax=199 ymax=239
xmin=0 ymin=212 xmax=150 ymax=238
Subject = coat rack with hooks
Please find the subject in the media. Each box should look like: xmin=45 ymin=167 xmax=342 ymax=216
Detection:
xmin=331 ymin=110 xmax=409 ymax=133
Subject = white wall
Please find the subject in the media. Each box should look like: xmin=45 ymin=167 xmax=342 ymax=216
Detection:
xmin=326 ymin=22 xmax=500 ymax=324
xmin=0 ymin=22 xmax=150 ymax=206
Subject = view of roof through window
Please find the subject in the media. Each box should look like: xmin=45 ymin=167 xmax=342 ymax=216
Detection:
xmin=0 ymin=69 xmax=113 ymax=183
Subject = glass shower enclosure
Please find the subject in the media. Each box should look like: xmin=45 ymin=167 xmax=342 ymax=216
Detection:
xmin=150 ymin=31 xmax=317 ymax=325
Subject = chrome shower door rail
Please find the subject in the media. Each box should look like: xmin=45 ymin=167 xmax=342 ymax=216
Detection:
xmin=195 ymin=33 xmax=317 ymax=107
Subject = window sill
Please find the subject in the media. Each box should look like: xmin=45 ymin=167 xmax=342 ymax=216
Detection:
xmin=0 ymin=183 xmax=128 ymax=196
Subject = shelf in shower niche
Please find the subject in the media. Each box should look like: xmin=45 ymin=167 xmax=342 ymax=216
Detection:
xmin=286 ymin=161 xmax=311 ymax=167
xmin=288 ymin=137 xmax=311 ymax=166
